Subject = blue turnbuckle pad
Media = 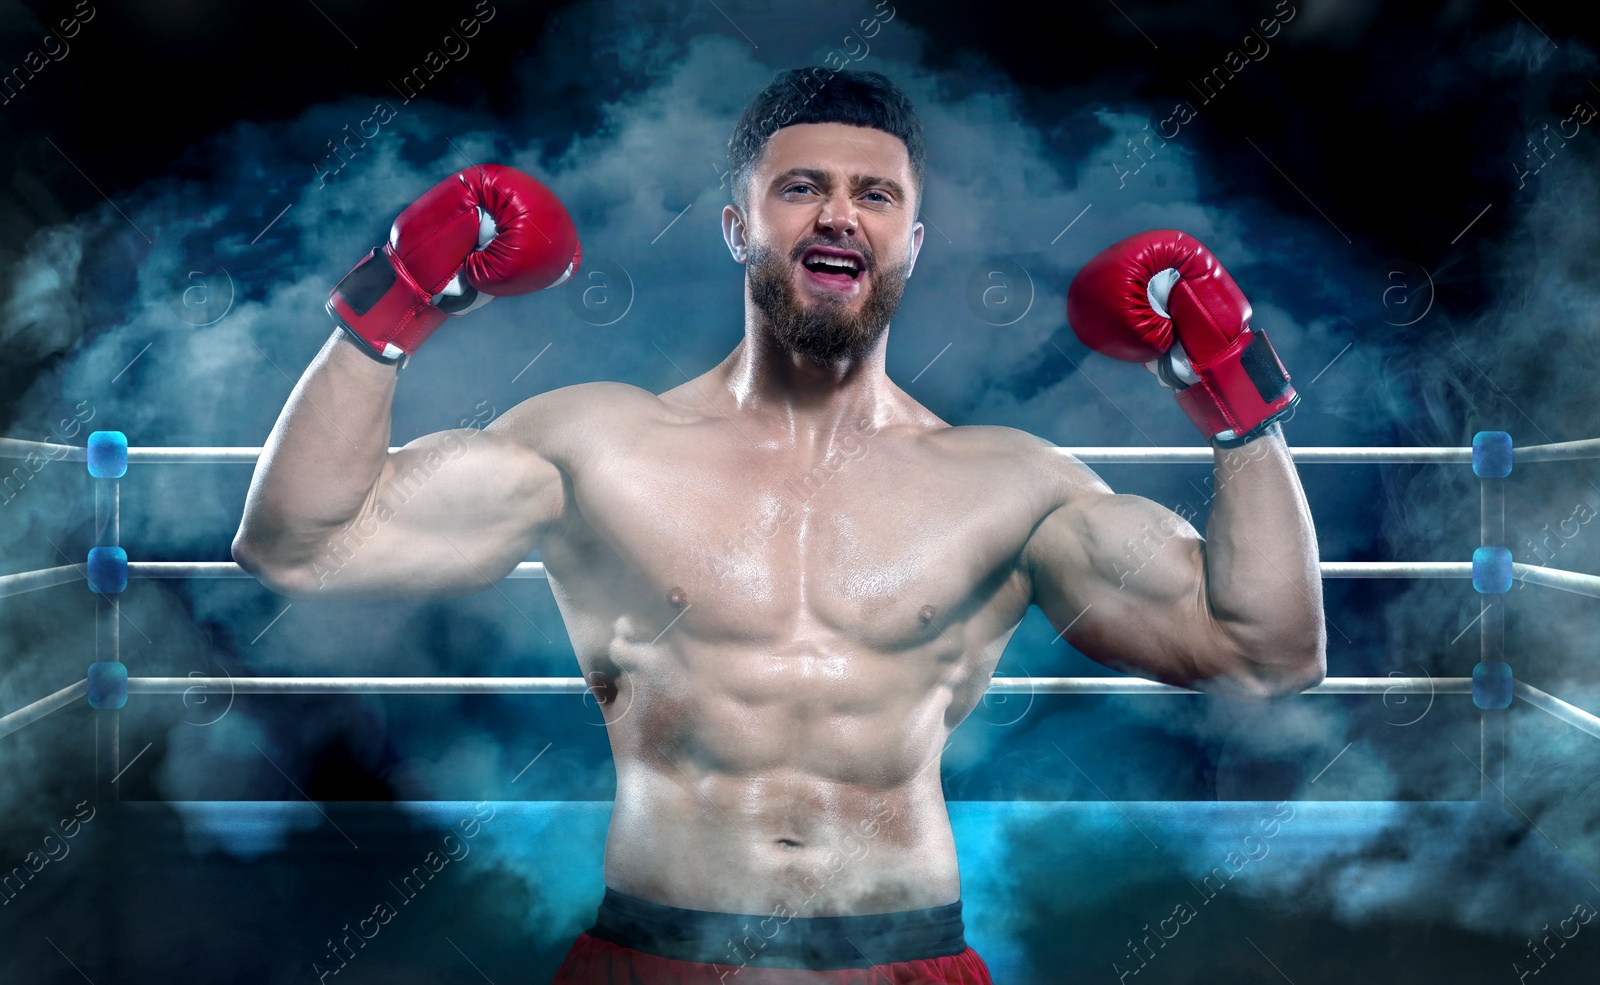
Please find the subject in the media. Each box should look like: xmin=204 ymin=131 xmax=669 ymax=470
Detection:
xmin=1472 ymin=661 xmax=1512 ymax=710
xmin=86 ymin=430 xmax=128 ymax=478
xmin=87 ymin=546 xmax=128 ymax=594
xmin=1472 ymin=547 xmax=1512 ymax=594
xmin=1471 ymin=431 xmax=1512 ymax=479
xmin=87 ymin=661 xmax=128 ymax=710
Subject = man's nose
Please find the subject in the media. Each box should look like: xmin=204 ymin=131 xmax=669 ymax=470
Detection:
xmin=816 ymin=191 xmax=858 ymax=235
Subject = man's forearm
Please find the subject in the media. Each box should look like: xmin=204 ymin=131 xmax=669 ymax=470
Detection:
xmin=1202 ymin=423 xmax=1327 ymax=687
xmin=233 ymin=330 xmax=399 ymax=572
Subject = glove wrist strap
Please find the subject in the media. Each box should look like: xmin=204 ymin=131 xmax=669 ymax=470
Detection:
xmin=326 ymin=245 xmax=448 ymax=365
xmin=1171 ymin=329 xmax=1298 ymax=446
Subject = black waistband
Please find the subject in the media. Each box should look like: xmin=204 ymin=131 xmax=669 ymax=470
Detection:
xmin=587 ymin=887 xmax=968 ymax=969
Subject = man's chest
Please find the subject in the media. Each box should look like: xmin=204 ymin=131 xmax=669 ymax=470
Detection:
xmin=545 ymin=428 xmax=1044 ymax=650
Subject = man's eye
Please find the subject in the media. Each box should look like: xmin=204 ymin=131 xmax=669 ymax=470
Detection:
xmin=864 ymin=190 xmax=889 ymax=203
xmin=786 ymin=184 xmax=814 ymax=194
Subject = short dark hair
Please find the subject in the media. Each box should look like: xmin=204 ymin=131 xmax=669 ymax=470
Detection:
xmin=727 ymin=67 xmax=925 ymax=218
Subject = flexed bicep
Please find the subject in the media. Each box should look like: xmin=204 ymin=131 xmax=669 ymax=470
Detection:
xmin=280 ymin=421 xmax=564 ymax=600
xmin=1025 ymin=488 xmax=1239 ymax=690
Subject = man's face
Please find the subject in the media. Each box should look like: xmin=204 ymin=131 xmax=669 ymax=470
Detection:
xmin=724 ymin=122 xmax=925 ymax=364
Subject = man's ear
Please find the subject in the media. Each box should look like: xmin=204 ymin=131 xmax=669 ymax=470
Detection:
xmin=905 ymin=221 xmax=925 ymax=279
xmin=722 ymin=204 xmax=748 ymax=264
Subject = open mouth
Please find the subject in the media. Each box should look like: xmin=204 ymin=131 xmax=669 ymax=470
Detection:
xmin=800 ymin=247 xmax=864 ymax=281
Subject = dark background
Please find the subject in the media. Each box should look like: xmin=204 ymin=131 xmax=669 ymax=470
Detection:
xmin=1 ymin=0 xmax=1599 ymax=982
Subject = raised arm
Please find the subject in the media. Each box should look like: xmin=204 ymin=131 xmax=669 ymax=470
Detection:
xmin=1028 ymin=228 xmax=1325 ymax=698
xmin=1023 ymin=426 xmax=1325 ymax=699
xmin=231 ymin=163 xmax=582 ymax=599
xmin=232 ymin=333 xmax=575 ymax=599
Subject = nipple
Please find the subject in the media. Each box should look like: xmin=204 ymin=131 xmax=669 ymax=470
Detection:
xmin=917 ymin=604 xmax=937 ymax=624
xmin=669 ymin=586 xmax=689 ymax=608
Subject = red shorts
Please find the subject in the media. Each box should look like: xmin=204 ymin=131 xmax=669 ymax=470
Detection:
xmin=552 ymin=932 xmax=994 ymax=984
xmin=550 ymin=888 xmax=993 ymax=985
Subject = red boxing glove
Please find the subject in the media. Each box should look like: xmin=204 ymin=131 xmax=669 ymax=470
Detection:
xmin=1066 ymin=229 xmax=1297 ymax=446
xmin=327 ymin=164 xmax=582 ymax=365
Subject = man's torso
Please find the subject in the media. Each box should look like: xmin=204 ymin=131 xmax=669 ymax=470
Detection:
xmin=519 ymin=373 xmax=1072 ymax=917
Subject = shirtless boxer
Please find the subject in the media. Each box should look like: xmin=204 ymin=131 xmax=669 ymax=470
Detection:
xmin=232 ymin=68 xmax=1326 ymax=983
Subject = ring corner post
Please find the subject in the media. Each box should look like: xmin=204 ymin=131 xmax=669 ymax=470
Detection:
xmin=1471 ymin=430 xmax=1512 ymax=807
xmin=88 ymin=430 xmax=128 ymax=804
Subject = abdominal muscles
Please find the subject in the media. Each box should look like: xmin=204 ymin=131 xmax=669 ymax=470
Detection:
xmin=594 ymin=632 xmax=966 ymax=915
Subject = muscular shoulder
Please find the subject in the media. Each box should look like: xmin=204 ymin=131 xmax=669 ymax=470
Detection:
xmin=923 ymin=423 xmax=1109 ymax=508
xmin=500 ymin=380 xmax=669 ymax=422
xmin=489 ymin=381 xmax=677 ymax=461
xmin=926 ymin=425 xmax=1154 ymax=588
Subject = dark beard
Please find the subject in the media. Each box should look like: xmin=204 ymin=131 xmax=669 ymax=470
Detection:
xmin=747 ymin=241 xmax=909 ymax=364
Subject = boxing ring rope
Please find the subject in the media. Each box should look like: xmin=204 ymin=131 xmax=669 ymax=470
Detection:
xmin=0 ymin=561 xmax=545 ymax=595
xmin=5 ymin=673 xmax=1600 ymax=742
xmin=8 ymin=435 xmax=1600 ymax=464
xmin=0 ymin=677 xmax=1473 ymax=739
xmin=0 ymin=680 xmax=89 ymax=739
xmin=3 ymin=432 xmax=1599 ymax=805
xmin=6 ymin=561 xmax=1600 ymax=600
